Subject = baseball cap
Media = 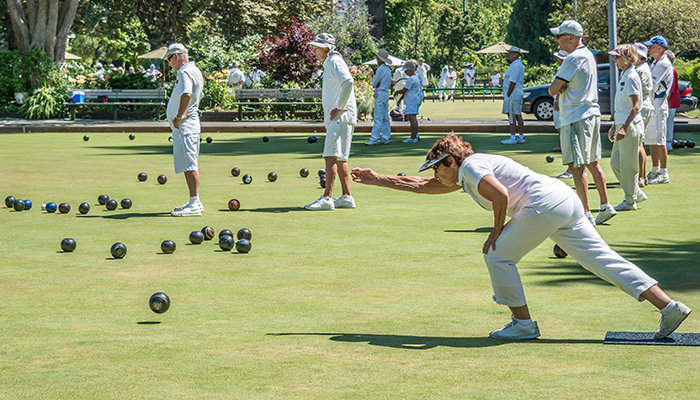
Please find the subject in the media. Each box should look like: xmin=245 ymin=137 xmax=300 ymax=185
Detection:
xmin=308 ymin=33 xmax=335 ymax=48
xmin=508 ymin=45 xmax=523 ymax=54
xmin=418 ymin=153 xmax=451 ymax=172
xmin=644 ymin=35 xmax=668 ymax=48
xmin=550 ymin=20 xmax=584 ymax=36
xmin=163 ymin=43 xmax=188 ymax=59
xmin=634 ymin=43 xmax=648 ymax=59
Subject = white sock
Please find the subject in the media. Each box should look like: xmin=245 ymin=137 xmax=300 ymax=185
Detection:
xmin=660 ymin=168 xmax=667 ymax=174
xmin=510 ymin=134 xmax=516 ymax=140
xmin=518 ymin=134 xmax=524 ymax=139
xmin=661 ymin=301 xmax=677 ymax=316
xmin=189 ymin=196 xmax=199 ymax=205
xmin=514 ymin=317 xmax=533 ymax=325
xmin=652 ymin=166 xmax=660 ymax=173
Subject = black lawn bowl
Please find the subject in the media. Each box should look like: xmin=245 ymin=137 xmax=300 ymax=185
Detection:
xmin=111 ymin=242 xmax=127 ymax=259
xmin=307 ymin=136 xmax=315 ymax=143
xmin=300 ymin=168 xmax=309 ymax=178
xmin=157 ymin=174 xmax=167 ymax=185
xmin=268 ymin=172 xmax=277 ymax=182
xmin=219 ymin=229 xmax=233 ymax=239
xmin=138 ymin=172 xmax=148 ymax=182
xmin=262 ymin=136 xmax=269 ymax=142
xmin=218 ymin=235 xmax=235 ymax=251
xmin=398 ymin=173 xmax=406 ymax=176
xmin=546 ymin=155 xmax=554 ymax=163
xmin=121 ymin=198 xmax=132 ymax=209
xmin=242 ymin=174 xmax=253 ymax=184
xmin=78 ymin=202 xmax=91 ymax=214
xmin=235 ymin=239 xmax=252 ymax=254
xmin=83 ymin=135 xmax=89 ymax=141
xmin=161 ymin=240 xmax=176 ymax=254
xmin=206 ymin=137 xmax=212 ymax=143
xmin=554 ymin=244 xmax=567 ymax=258
xmin=318 ymin=169 xmax=326 ymax=177
xmin=98 ymin=194 xmax=109 ymax=205
xmin=61 ymin=238 xmax=76 ymax=252
xmin=13 ymin=199 xmax=25 ymax=211
xmin=5 ymin=195 xmax=15 ymax=208
xmin=201 ymin=226 xmax=215 ymax=240
xmin=129 ymin=133 xmax=135 ymax=140
xmin=189 ymin=230 xmax=205 ymax=244
xmin=58 ymin=203 xmax=71 ymax=213
xmin=231 ymin=167 xmax=241 ymax=177
xmin=149 ymin=292 xmax=170 ymax=314
xmin=320 ymin=176 xmax=326 ymax=189
xmin=105 ymin=199 xmax=118 ymax=210
xmin=168 ymin=136 xmax=173 ymax=142
xmin=237 ymin=228 xmax=252 ymax=241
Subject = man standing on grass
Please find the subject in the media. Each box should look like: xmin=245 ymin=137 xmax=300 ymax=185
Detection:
xmin=644 ymin=36 xmax=673 ymax=185
xmin=305 ymin=33 xmax=357 ymax=211
xmin=164 ymin=43 xmax=205 ymax=217
xmin=500 ymin=46 xmax=526 ymax=145
xmin=549 ymin=20 xmax=616 ymax=226
xmin=366 ymin=49 xmax=392 ymax=146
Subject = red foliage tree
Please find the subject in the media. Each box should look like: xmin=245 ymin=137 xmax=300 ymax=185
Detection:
xmin=255 ymin=18 xmax=318 ymax=86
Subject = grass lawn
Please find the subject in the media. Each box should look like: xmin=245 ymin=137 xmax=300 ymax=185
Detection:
xmin=1 ymin=129 xmax=700 ymax=399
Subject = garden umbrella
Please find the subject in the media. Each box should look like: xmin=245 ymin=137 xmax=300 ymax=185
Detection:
xmin=137 ymin=47 xmax=168 ymax=80
xmin=475 ymin=42 xmax=528 ymax=70
xmin=363 ymin=54 xmax=405 ymax=67
xmin=64 ymin=51 xmax=81 ymax=60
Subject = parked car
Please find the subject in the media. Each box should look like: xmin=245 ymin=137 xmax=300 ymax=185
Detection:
xmin=522 ymin=63 xmax=697 ymax=120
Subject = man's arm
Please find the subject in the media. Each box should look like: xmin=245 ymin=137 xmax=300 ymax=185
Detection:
xmin=507 ymin=81 xmax=516 ymax=97
xmin=351 ymin=168 xmax=462 ymax=194
xmin=549 ymin=78 xmax=568 ymax=96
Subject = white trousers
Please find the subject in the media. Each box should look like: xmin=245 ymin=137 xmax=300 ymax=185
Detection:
xmin=370 ymin=91 xmax=391 ymax=141
xmin=610 ymin=119 xmax=644 ymax=203
xmin=484 ymin=193 xmax=658 ymax=307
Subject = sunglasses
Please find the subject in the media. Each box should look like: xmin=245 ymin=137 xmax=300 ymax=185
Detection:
xmin=166 ymin=53 xmax=176 ymax=62
xmin=556 ymin=34 xmax=570 ymax=39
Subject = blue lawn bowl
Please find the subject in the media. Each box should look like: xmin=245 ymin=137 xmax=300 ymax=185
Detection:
xmin=23 ymin=199 xmax=32 ymax=210
xmin=45 ymin=202 xmax=58 ymax=213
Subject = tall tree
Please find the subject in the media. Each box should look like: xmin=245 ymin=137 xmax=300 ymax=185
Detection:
xmin=506 ymin=0 xmax=556 ymax=65
xmin=367 ymin=0 xmax=386 ymax=40
xmin=133 ymin=0 xmax=203 ymax=49
xmin=5 ymin=0 xmax=81 ymax=62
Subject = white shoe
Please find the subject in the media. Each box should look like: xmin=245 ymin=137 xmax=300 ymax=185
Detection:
xmin=334 ymin=195 xmax=356 ymax=209
xmin=614 ymin=199 xmax=637 ymax=211
xmin=648 ymin=173 xmax=670 ymax=184
xmin=501 ymin=137 xmax=518 ymax=145
xmin=489 ymin=316 xmax=540 ymax=340
xmin=379 ymin=138 xmax=390 ymax=145
xmin=646 ymin=170 xmax=659 ymax=181
xmin=558 ymin=171 xmax=572 ymax=179
xmin=595 ymin=203 xmax=617 ymax=225
xmin=655 ymin=301 xmax=692 ymax=339
xmin=585 ymin=211 xmax=596 ymax=226
xmin=403 ymin=138 xmax=418 ymax=143
xmin=365 ymin=139 xmax=381 ymax=146
xmin=636 ymin=190 xmax=647 ymax=203
xmin=516 ymin=137 xmax=526 ymax=144
xmin=174 ymin=201 xmax=204 ymax=212
xmin=304 ymin=196 xmax=334 ymax=211
xmin=170 ymin=203 xmax=202 ymax=216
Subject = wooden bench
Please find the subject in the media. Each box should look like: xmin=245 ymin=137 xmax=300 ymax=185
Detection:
xmin=233 ymin=89 xmax=322 ymax=121
xmin=65 ymin=89 xmax=167 ymax=120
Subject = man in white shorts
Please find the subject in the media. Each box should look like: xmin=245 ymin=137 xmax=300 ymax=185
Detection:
xmin=164 ymin=43 xmax=205 ymax=217
xmin=549 ymin=20 xmax=616 ymax=226
xmin=644 ymin=35 xmax=673 ymax=185
xmin=500 ymin=46 xmax=525 ymax=145
xmin=305 ymin=33 xmax=357 ymax=211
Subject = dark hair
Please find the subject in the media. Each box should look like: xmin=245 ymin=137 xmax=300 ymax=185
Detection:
xmin=426 ymin=134 xmax=474 ymax=167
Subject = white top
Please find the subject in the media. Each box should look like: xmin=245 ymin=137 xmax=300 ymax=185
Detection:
xmin=403 ymin=74 xmax=423 ymax=106
xmin=447 ymin=71 xmax=457 ymax=87
xmin=249 ymin=69 xmax=265 ymax=83
xmin=503 ymin=59 xmax=524 ymax=89
xmin=322 ymin=52 xmax=357 ymax=125
xmin=650 ymin=55 xmax=673 ymax=100
xmin=393 ymin=67 xmax=408 ymax=91
xmin=554 ymin=46 xmax=600 ymax=125
xmin=417 ymin=63 xmax=430 ymax=85
xmin=636 ymin=62 xmax=654 ymax=114
xmin=372 ymin=63 xmax=392 ymax=92
xmin=439 ymin=69 xmax=448 ymax=86
xmin=228 ymin=68 xmax=246 ymax=86
xmin=464 ymin=67 xmax=475 ymax=80
xmin=167 ymin=61 xmax=204 ymax=122
xmin=614 ymin=66 xmax=642 ymax=125
xmin=458 ymin=153 xmax=574 ymax=217
xmin=490 ymin=73 xmax=501 ymax=86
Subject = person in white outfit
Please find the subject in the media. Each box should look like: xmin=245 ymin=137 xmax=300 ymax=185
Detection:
xmin=366 ymin=49 xmax=393 ymax=146
xmin=163 ymin=43 xmax=205 ymax=217
xmin=393 ymin=60 xmax=422 ymax=143
xmin=438 ymin=65 xmax=449 ymax=101
xmin=549 ymin=20 xmax=615 ymax=226
xmin=227 ymin=61 xmax=246 ymax=89
xmin=305 ymin=33 xmax=357 ymax=211
xmin=249 ymin=66 xmax=265 ymax=86
xmin=464 ymin=63 xmax=476 ymax=93
xmin=607 ymin=44 xmax=647 ymax=212
xmin=447 ymin=66 xmax=457 ymax=101
xmin=644 ymin=35 xmax=673 ymax=185
xmin=351 ymin=133 xmax=692 ymax=340
xmin=488 ymin=69 xmax=501 ymax=93
xmin=417 ymin=57 xmax=430 ymax=88
xmin=392 ymin=65 xmax=408 ymax=107
xmin=634 ymin=43 xmax=654 ymax=187
xmin=500 ymin=46 xmax=526 ymax=145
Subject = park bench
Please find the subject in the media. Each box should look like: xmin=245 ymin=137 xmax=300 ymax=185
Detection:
xmin=232 ymin=89 xmax=322 ymax=121
xmin=65 ymin=89 xmax=167 ymax=120
xmin=423 ymin=87 xmax=503 ymax=102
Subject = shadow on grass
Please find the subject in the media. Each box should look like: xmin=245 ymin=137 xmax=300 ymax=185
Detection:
xmin=245 ymin=206 xmax=306 ymax=213
xmin=137 ymin=321 xmax=161 ymax=325
xmin=79 ymin=212 xmax=171 ymax=219
xmin=444 ymin=227 xmax=492 ymax=233
xmin=268 ymin=333 xmax=601 ymax=349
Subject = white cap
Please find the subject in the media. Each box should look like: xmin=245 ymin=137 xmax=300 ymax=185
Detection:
xmin=163 ymin=43 xmax=188 ymax=59
xmin=550 ymin=20 xmax=584 ymax=36
xmin=634 ymin=43 xmax=648 ymax=59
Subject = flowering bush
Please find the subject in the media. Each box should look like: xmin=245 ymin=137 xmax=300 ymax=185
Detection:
xmin=255 ymin=18 xmax=318 ymax=86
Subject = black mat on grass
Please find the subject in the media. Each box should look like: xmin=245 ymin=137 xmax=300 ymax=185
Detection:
xmin=604 ymin=331 xmax=700 ymax=346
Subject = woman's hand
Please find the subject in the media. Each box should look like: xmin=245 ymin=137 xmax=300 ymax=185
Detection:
xmin=483 ymin=228 xmax=503 ymax=254
xmin=351 ymin=168 xmax=380 ymax=185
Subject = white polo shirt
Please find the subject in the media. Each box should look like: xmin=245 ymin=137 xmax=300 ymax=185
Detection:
xmin=614 ymin=66 xmax=642 ymax=125
xmin=228 ymin=68 xmax=245 ymax=86
xmin=167 ymin=61 xmax=204 ymax=122
xmin=322 ymin=52 xmax=357 ymax=125
xmin=417 ymin=62 xmax=430 ymax=85
xmin=636 ymin=62 xmax=654 ymax=115
xmin=650 ymin=54 xmax=673 ymax=100
xmin=372 ymin=63 xmax=391 ymax=92
xmin=555 ymin=46 xmax=600 ymax=126
xmin=503 ymin=59 xmax=524 ymax=90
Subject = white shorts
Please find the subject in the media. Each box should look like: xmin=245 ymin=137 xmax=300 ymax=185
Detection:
xmin=323 ymin=120 xmax=354 ymax=161
xmin=644 ymin=99 xmax=668 ymax=146
xmin=502 ymin=88 xmax=523 ymax=124
xmin=172 ymin=116 xmax=200 ymax=174
xmin=405 ymin=103 xmax=420 ymax=115
xmin=561 ymin=115 xmax=601 ymax=167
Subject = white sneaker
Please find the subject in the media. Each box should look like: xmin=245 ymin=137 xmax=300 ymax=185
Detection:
xmin=636 ymin=190 xmax=647 ymax=203
xmin=646 ymin=170 xmax=659 ymax=181
xmin=365 ymin=139 xmax=381 ymax=146
xmin=489 ymin=316 xmax=541 ymax=340
xmin=403 ymin=138 xmax=418 ymax=143
xmin=648 ymin=173 xmax=670 ymax=184
xmin=585 ymin=211 xmax=596 ymax=226
xmin=516 ymin=137 xmax=526 ymax=144
xmin=501 ymin=137 xmax=518 ymax=145
xmin=304 ymin=196 xmax=335 ymax=211
xmin=558 ymin=171 xmax=572 ymax=179
xmin=614 ymin=199 xmax=637 ymax=211
xmin=379 ymin=138 xmax=390 ymax=145
xmin=655 ymin=302 xmax=692 ymax=339
xmin=595 ymin=203 xmax=617 ymax=225
xmin=174 ymin=201 xmax=204 ymax=212
xmin=334 ymin=195 xmax=356 ymax=209
xmin=170 ymin=203 xmax=202 ymax=216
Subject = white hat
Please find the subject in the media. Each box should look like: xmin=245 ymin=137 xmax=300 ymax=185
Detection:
xmin=375 ymin=49 xmax=392 ymax=65
xmin=308 ymin=33 xmax=335 ymax=48
xmin=442 ymin=65 xmax=448 ymax=70
xmin=163 ymin=43 xmax=188 ymax=59
xmin=634 ymin=43 xmax=648 ymax=59
xmin=550 ymin=20 xmax=584 ymax=36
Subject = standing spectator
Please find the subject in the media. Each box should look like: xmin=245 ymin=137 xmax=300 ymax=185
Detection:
xmin=549 ymin=20 xmax=616 ymax=226
xmin=634 ymin=43 xmax=654 ymax=187
xmin=464 ymin=63 xmax=476 ymax=93
xmin=644 ymin=35 xmax=673 ymax=185
xmin=500 ymin=46 xmax=526 ymax=145
xmin=95 ymin=62 xmax=106 ymax=80
xmin=665 ymin=51 xmax=680 ymax=152
xmin=138 ymin=65 xmax=146 ymax=75
xmin=116 ymin=66 xmax=125 ymax=74
xmin=417 ymin=57 xmax=430 ymax=88
xmin=305 ymin=33 xmax=357 ymax=211
xmin=438 ymin=65 xmax=449 ymax=101
xmin=249 ymin=66 xmax=266 ymax=86
xmin=447 ymin=66 xmax=458 ymax=101
xmin=607 ymin=44 xmax=646 ymax=212
xmin=552 ymin=50 xmax=573 ymax=179
xmin=392 ymin=64 xmax=408 ymax=93
xmin=146 ymin=64 xmax=162 ymax=81
xmin=394 ymin=60 xmax=422 ymax=143
xmin=128 ymin=66 xmax=135 ymax=74
xmin=487 ymin=69 xmax=501 ymax=93
xmin=366 ymin=49 xmax=393 ymax=146
xmin=227 ymin=61 xmax=246 ymax=89
xmin=163 ymin=43 xmax=205 ymax=217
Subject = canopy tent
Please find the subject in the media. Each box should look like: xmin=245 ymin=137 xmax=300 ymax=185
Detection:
xmin=363 ymin=54 xmax=405 ymax=67
xmin=64 ymin=51 xmax=81 ymax=60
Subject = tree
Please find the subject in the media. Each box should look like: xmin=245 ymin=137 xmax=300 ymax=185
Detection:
xmin=506 ymin=0 xmax=556 ymax=65
xmin=133 ymin=0 xmax=204 ymax=50
xmin=5 ymin=0 xmax=81 ymax=62
xmin=255 ymin=18 xmax=318 ymax=85
xmin=367 ymin=0 xmax=386 ymax=40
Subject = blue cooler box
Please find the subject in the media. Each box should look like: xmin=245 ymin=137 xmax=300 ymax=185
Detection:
xmin=72 ymin=91 xmax=85 ymax=103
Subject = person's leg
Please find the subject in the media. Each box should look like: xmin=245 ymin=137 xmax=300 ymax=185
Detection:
xmin=515 ymin=114 xmax=524 ymax=136
xmin=409 ymin=114 xmax=418 ymax=139
xmin=184 ymin=170 xmax=199 ymax=197
xmin=586 ymin=161 xmax=609 ymax=205
xmin=336 ymin=160 xmax=351 ymax=197
xmin=323 ymin=156 xmax=337 ymax=198
xmin=570 ymin=163 xmax=590 ymax=212
xmin=639 ymin=144 xmax=648 ymax=185
xmin=666 ymin=107 xmax=676 ymax=151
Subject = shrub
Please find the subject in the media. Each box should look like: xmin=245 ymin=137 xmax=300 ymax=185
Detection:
xmin=20 ymin=85 xmax=68 ymax=120
xmin=675 ymin=58 xmax=700 ymax=100
xmin=0 ymin=50 xmax=24 ymax=105
xmin=255 ymin=18 xmax=318 ymax=86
